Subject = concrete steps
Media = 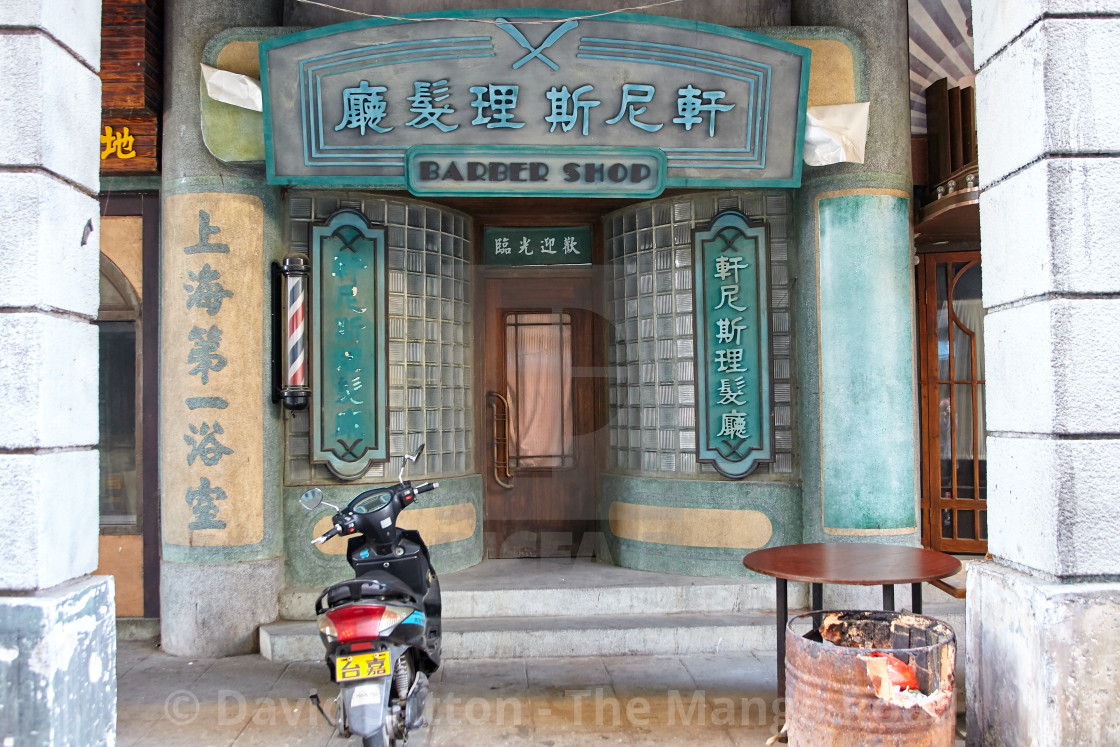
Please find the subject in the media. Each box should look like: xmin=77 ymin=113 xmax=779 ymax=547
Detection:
xmin=259 ymin=558 xmax=967 ymax=662
xmin=261 ymin=610 xmax=779 ymax=662
xmin=262 ymin=558 xmax=780 ymax=662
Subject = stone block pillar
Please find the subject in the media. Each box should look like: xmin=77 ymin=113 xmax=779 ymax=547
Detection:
xmin=968 ymin=4 xmax=1120 ymax=744
xmin=791 ymin=0 xmax=918 ymax=595
xmin=160 ymin=0 xmax=285 ymax=657
xmin=0 ymin=2 xmax=116 ymax=743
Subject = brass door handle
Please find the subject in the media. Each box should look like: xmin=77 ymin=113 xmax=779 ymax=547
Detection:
xmin=486 ymin=391 xmax=514 ymax=489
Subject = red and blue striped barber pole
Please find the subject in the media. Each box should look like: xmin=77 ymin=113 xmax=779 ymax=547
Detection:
xmin=280 ymin=253 xmax=311 ymax=410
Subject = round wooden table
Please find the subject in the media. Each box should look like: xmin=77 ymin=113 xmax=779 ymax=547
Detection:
xmin=743 ymin=542 xmax=961 ymax=696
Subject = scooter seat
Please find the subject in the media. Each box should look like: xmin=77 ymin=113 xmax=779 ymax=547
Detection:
xmin=315 ymin=574 xmax=419 ymax=615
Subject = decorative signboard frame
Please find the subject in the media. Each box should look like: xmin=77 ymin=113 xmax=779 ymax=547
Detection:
xmin=693 ymin=211 xmax=774 ymax=478
xmin=309 ymin=209 xmax=389 ymax=479
xmin=260 ymin=10 xmax=811 ymax=195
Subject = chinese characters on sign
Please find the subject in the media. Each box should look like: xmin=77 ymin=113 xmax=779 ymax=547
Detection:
xmin=483 ymin=226 xmax=592 ymax=266
xmin=100 ymin=125 xmax=136 ymax=160
xmin=162 ymin=193 xmax=265 ymax=547
xmin=180 ymin=210 xmax=235 ymax=530
xmin=693 ymin=212 xmax=773 ymax=478
xmin=333 ymin=78 xmax=734 ymax=140
xmin=310 ymin=210 xmax=388 ymax=479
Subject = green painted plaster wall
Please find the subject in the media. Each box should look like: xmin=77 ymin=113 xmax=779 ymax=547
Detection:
xmin=817 ymin=193 xmax=916 ymax=531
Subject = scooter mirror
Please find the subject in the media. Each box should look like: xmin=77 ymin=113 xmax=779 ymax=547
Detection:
xmin=299 ymin=488 xmax=324 ymax=511
xmin=399 ymin=443 xmax=425 ymax=483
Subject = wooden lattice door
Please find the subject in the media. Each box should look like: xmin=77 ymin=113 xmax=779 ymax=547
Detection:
xmin=917 ymin=251 xmax=988 ymax=554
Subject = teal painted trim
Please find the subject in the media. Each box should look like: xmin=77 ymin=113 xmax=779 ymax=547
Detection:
xmin=161 ymin=177 xmax=286 ymax=565
xmin=260 ymin=34 xmax=278 ymax=185
xmin=283 ymin=475 xmax=483 ymax=586
xmin=405 ymin=144 xmax=666 ymax=199
xmin=101 ymin=176 xmax=160 ymax=192
xmin=817 ymin=194 xmax=916 ymax=532
xmin=792 ymin=37 xmax=811 ymax=181
xmin=756 ymin=26 xmax=869 ymax=101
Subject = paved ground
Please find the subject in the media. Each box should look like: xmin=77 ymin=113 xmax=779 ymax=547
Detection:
xmin=118 ymin=641 xmax=796 ymax=746
xmin=118 ymin=640 xmax=966 ymax=745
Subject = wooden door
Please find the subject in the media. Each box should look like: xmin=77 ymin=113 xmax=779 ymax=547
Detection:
xmin=917 ymin=251 xmax=988 ymax=553
xmin=481 ymin=271 xmax=603 ymax=558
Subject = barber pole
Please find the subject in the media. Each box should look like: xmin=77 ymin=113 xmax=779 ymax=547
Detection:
xmin=280 ymin=253 xmax=311 ymax=409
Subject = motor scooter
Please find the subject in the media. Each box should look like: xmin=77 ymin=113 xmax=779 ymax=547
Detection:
xmin=300 ymin=445 xmax=441 ymax=747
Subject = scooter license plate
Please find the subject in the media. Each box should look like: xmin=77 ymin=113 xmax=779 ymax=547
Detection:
xmin=335 ymin=651 xmax=391 ymax=682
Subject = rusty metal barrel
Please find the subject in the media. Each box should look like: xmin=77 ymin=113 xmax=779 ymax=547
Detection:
xmin=785 ymin=610 xmax=956 ymax=746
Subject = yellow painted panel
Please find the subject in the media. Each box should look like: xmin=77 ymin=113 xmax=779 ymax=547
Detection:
xmin=161 ymin=193 xmax=264 ymax=546
xmin=792 ymin=39 xmax=857 ymax=107
xmin=215 ymin=41 xmax=262 ymax=79
xmin=312 ymin=502 xmax=477 ymax=556
xmin=609 ymin=501 xmax=773 ymax=549
xmin=95 ymin=535 xmax=144 ymax=617
xmin=100 ymin=216 xmax=143 ymax=301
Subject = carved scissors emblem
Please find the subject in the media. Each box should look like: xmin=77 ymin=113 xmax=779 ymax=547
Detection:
xmin=495 ymin=18 xmax=579 ymax=70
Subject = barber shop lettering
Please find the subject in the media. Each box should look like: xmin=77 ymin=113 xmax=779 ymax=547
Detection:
xmin=416 ymin=160 xmax=653 ymax=185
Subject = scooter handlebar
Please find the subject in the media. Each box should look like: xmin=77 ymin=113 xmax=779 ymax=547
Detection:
xmin=311 ymin=524 xmax=341 ymax=545
xmin=413 ymin=481 xmax=438 ymax=495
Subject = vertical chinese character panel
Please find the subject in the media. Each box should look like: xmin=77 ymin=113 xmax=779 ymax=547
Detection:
xmin=310 ymin=210 xmax=388 ymax=479
xmin=694 ymin=212 xmax=773 ymax=477
xmin=161 ymin=193 xmax=265 ymax=547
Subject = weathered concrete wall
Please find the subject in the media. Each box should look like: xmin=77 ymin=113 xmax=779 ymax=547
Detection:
xmin=967 ymin=562 xmax=1120 ymax=744
xmin=0 ymin=2 xmax=116 ymax=743
xmin=968 ymin=3 xmax=1120 ymax=743
xmin=0 ymin=577 xmax=117 ymax=745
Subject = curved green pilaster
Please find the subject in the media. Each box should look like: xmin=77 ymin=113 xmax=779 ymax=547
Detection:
xmin=791 ymin=0 xmax=917 ymax=545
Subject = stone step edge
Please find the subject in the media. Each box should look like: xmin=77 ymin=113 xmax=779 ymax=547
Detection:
xmin=261 ymin=611 xmax=781 ymax=661
xmin=278 ymin=582 xmax=778 ymax=621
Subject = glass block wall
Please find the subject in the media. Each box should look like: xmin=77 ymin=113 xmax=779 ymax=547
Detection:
xmin=285 ymin=193 xmax=474 ymax=483
xmin=604 ymin=191 xmax=795 ymax=477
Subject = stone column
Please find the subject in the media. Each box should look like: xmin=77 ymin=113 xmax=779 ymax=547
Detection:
xmin=160 ymin=0 xmax=284 ymax=657
xmin=967 ymin=5 xmax=1120 ymax=743
xmin=0 ymin=3 xmax=116 ymax=744
xmin=790 ymin=0 xmax=917 ymax=573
